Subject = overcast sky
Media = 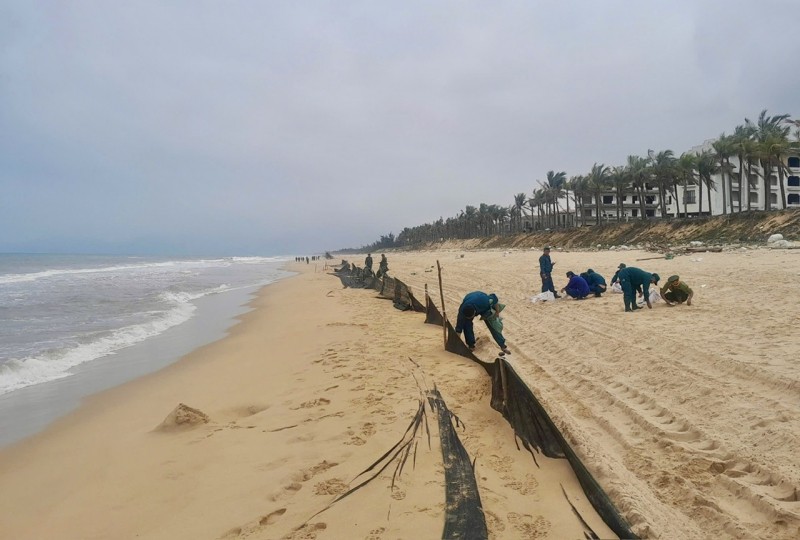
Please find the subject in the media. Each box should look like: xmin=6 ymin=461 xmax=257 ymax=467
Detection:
xmin=1 ymin=1 xmax=798 ymax=255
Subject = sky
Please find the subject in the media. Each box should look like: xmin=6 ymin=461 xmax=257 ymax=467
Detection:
xmin=2 ymin=1 xmax=799 ymax=256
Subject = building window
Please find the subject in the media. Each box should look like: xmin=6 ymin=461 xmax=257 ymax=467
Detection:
xmin=770 ymin=193 xmax=778 ymax=204
xmin=632 ymin=209 xmax=639 ymax=217
xmin=645 ymin=196 xmax=655 ymax=205
xmin=750 ymin=192 xmax=759 ymax=204
xmin=788 ymin=156 xmax=800 ymax=168
xmin=583 ymin=196 xmax=593 ymax=205
xmin=645 ymin=209 xmax=655 ymax=217
xmin=583 ymin=209 xmax=593 ymax=217
xmin=602 ymin=195 xmax=614 ymax=204
xmin=789 ymin=176 xmax=800 ymax=187
xmin=770 ymin=175 xmax=778 ymax=186
xmin=632 ymin=196 xmax=639 ymax=203
xmin=731 ymin=191 xmax=740 ymax=203
xmin=684 ymin=190 xmax=697 ymax=204
xmin=789 ymin=194 xmax=800 ymax=205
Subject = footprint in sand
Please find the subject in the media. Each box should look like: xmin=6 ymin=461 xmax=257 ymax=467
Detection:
xmin=283 ymin=522 xmax=327 ymax=539
xmin=259 ymin=507 xmax=287 ymax=526
xmin=365 ymin=527 xmax=386 ymax=539
xmin=504 ymin=474 xmax=540 ymax=497
xmin=268 ymin=482 xmax=303 ymax=502
xmin=507 ymin=512 xmax=551 ymax=539
xmin=313 ymin=478 xmax=348 ymax=496
xmin=291 ymin=398 xmax=331 ymax=410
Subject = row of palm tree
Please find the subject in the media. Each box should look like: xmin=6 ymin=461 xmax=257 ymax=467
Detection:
xmin=364 ymin=110 xmax=798 ymax=249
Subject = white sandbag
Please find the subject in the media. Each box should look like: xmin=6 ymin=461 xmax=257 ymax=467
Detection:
xmin=610 ymin=282 xmax=623 ymax=293
xmin=531 ymin=291 xmax=555 ymax=303
xmin=638 ymin=289 xmax=660 ymax=305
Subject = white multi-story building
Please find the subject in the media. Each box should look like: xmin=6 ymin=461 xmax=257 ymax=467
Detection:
xmin=669 ymin=139 xmax=800 ymax=217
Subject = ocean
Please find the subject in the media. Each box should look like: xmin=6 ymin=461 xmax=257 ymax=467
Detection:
xmin=0 ymin=253 xmax=294 ymax=447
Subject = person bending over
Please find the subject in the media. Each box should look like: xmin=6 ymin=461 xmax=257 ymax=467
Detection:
xmin=618 ymin=267 xmax=660 ymax=312
xmin=455 ymin=291 xmax=510 ymax=355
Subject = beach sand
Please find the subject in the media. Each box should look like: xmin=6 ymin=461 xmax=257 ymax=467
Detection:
xmin=1 ymin=248 xmax=798 ymax=539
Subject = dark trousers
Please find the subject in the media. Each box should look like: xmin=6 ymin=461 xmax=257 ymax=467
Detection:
xmin=665 ymin=289 xmax=689 ymax=303
xmin=565 ymin=287 xmax=588 ymax=299
xmin=588 ymin=284 xmax=606 ymax=296
xmin=621 ymin=279 xmax=637 ymax=311
xmin=540 ymin=273 xmax=556 ymax=293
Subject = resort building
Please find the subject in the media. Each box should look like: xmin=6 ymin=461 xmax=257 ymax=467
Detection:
xmin=668 ymin=139 xmax=800 ymax=217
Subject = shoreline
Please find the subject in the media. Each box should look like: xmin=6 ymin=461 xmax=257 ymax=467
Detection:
xmin=0 ymin=276 xmax=285 ymax=449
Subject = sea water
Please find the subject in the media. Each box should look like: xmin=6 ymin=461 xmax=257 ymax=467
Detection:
xmin=0 ymin=253 xmax=294 ymax=447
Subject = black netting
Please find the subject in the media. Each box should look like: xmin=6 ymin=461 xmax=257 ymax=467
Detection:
xmin=331 ymin=263 xmax=637 ymax=539
xmin=332 ymin=261 xmax=424 ymax=312
xmin=424 ymin=293 xmax=444 ymax=326
xmin=428 ymin=387 xmax=489 ymax=540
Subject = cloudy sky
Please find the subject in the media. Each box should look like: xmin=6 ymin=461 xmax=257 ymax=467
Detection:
xmin=2 ymin=1 xmax=798 ymax=255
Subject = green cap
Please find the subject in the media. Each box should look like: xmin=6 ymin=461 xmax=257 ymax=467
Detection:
xmin=618 ymin=263 xmax=626 ymax=269
xmin=544 ymin=245 xmax=551 ymax=250
xmin=668 ymin=275 xmax=679 ymax=283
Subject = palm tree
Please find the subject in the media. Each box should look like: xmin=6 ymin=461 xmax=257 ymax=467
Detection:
xmin=731 ymin=123 xmax=758 ymax=212
xmin=696 ymin=150 xmax=719 ymax=215
xmin=627 ymin=155 xmax=651 ymax=220
xmin=513 ymin=193 xmax=527 ymax=233
xmin=567 ymin=175 xmax=584 ymax=226
xmin=711 ymin=134 xmax=736 ymax=214
xmin=529 ymin=189 xmax=546 ymax=230
xmin=747 ymin=110 xmax=789 ymax=210
xmin=677 ymin=152 xmax=699 ymax=217
xmin=648 ymin=150 xmax=677 ymax=217
xmin=463 ymin=205 xmax=478 ymax=236
xmin=609 ymin=166 xmax=630 ymax=222
xmin=586 ymin=163 xmax=611 ymax=225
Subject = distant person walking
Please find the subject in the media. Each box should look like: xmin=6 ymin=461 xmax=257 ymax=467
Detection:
xmin=364 ymin=253 xmax=373 ymax=272
xmin=618 ymin=267 xmax=660 ymax=312
xmin=455 ymin=291 xmax=510 ymax=355
xmin=660 ymin=275 xmax=694 ymax=306
xmin=377 ymin=254 xmax=389 ymax=278
xmin=538 ymin=246 xmax=560 ymax=298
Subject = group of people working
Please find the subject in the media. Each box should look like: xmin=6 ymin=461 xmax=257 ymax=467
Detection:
xmin=540 ymin=246 xmax=694 ymax=311
xmin=454 ymin=246 xmax=695 ymax=356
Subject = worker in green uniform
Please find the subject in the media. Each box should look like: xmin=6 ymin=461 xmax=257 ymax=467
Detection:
xmin=660 ymin=275 xmax=694 ymax=306
xmin=618 ymin=266 xmax=660 ymax=312
xmin=610 ymin=263 xmax=626 ymax=285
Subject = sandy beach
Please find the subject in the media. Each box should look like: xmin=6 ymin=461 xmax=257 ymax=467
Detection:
xmin=1 ymin=248 xmax=799 ymax=539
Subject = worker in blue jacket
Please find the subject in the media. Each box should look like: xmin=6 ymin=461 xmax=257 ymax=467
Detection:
xmin=618 ymin=267 xmax=660 ymax=312
xmin=561 ymin=271 xmax=590 ymax=299
xmin=538 ymin=246 xmax=561 ymax=298
xmin=455 ymin=291 xmax=510 ymax=355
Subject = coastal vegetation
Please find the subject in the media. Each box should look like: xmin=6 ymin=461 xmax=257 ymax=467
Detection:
xmin=353 ymin=110 xmax=799 ymax=252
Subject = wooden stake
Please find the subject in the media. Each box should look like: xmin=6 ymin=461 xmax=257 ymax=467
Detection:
xmin=499 ymin=359 xmax=509 ymax=411
xmin=437 ymin=260 xmax=447 ymax=349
